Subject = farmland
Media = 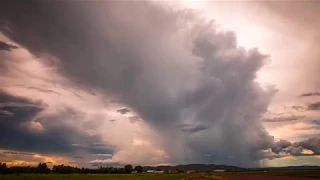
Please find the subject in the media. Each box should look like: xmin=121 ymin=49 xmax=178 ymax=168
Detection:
xmin=221 ymin=170 xmax=320 ymax=178
xmin=0 ymin=174 xmax=226 ymax=180
xmin=2 ymin=170 xmax=320 ymax=180
xmin=218 ymin=170 xmax=320 ymax=180
xmin=222 ymin=175 xmax=317 ymax=180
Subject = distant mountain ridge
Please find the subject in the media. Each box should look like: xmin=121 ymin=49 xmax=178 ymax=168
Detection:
xmin=143 ymin=164 xmax=242 ymax=172
xmin=143 ymin=164 xmax=320 ymax=172
xmin=252 ymin=166 xmax=320 ymax=170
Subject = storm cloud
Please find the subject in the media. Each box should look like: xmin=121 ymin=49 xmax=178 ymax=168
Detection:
xmin=0 ymin=0 xmax=277 ymax=167
xmin=297 ymin=137 xmax=320 ymax=154
xmin=1 ymin=1 xmax=309 ymax=167
xmin=264 ymin=137 xmax=320 ymax=157
xmin=0 ymin=90 xmax=111 ymax=160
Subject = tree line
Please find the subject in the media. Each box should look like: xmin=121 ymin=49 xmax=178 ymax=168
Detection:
xmin=0 ymin=162 xmax=143 ymax=174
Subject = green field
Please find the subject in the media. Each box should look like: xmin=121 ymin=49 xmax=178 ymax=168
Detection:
xmin=2 ymin=170 xmax=320 ymax=180
xmin=0 ymin=174 xmax=227 ymax=180
xmin=0 ymin=174 xmax=185 ymax=180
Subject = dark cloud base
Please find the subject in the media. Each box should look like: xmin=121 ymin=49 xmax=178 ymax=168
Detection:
xmin=0 ymin=90 xmax=112 ymax=158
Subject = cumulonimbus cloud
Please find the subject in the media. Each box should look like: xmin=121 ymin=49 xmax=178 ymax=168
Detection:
xmin=0 ymin=0 xmax=276 ymax=167
xmin=2 ymin=1 xmax=320 ymax=167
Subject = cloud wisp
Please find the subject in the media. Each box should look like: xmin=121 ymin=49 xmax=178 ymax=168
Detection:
xmin=263 ymin=115 xmax=306 ymax=123
xmin=308 ymin=102 xmax=320 ymax=111
xmin=300 ymin=92 xmax=320 ymax=97
xmin=0 ymin=41 xmax=18 ymax=51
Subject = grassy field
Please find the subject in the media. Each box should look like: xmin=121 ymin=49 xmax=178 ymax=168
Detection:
xmin=1 ymin=170 xmax=320 ymax=180
xmin=0 ymin=173 xmax=227 ymax=180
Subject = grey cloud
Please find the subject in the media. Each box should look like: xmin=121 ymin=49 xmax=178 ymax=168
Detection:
xmin=73 ymin=156 xmax=84 ymax=159
xmin=178 ymin=124 xmax=208 ymax=133
xmin=70 ymin=143 xmax=113 ymax=155
xmin=284 ymin=146 xmax=303 ymax=156
xmin=266 ymin=137 xmax=320 ymax=157
xmin=128 ymin=116 xmax=141 ymax=123
xmin=263 ymin=115 xmax=306 ymax=123
xmin=94 ymin=154 xmax=112 ymax=157
xmin=3 ymin=151 xmax=35 ymax=156
xmin=0 ymin=91 xmax=44 ymax=124
xmin=0 ymin=41 xmax=18 ymax=51
xmin=256 ymin=151 xmax=286 ymax=160
xmin=73 ymin=92 xmax=82 ymax=98
xmin=116 ymin=107 xmax=130 ymax=114
xmin=270 ymin=140 xmax=291 ymax=154
xmin=0 ymin=1 xmax=277 ymax=167
xmin=297 ymin=137 xmax=320 ymax=154
xmin=300 ymin=92 xmax=320 ymax=97
xmin=292 ymin=105 xmax=305 ymax=111
xmin=15 ymin=85 xmax=62 ymax=96
xmin=307 ymin=102 xmax=320 ymax=111
xmin=88 ymin=161 xmax=123 ymax=167
xmin=85 ymin=89 xmax=97 ymax=96
xmin=311 ymin=120 xmax=320 ymax=125
xmin=0 ymin=91 xmax=113 ymax=158
xmin=0 ymin=109 xmax=13 ymax=116
xmin=0 ymin=102 xmax=43 ymax=108
xmin=0 ymin=90 xmax=42 ymax=107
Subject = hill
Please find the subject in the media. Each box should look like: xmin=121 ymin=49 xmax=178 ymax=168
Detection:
xmin=143 ymin=164 xmax=242 ymax=172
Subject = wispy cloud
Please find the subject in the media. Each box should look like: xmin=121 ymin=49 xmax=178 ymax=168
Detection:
xmin=3 ymin=151 xmax=35 ymax=156
xmin=116 ymin=107 xmax=130 ymax=115
xmin=308 ymin=102 xmax=320 ymax=111
xmin=0 ymin=109 xmax=14 ymax=116
xmin=14 ymin=85 xmax=62 ymax=96
xmin=263 ymin=115 xmax=306 ymax=123
xmin=300 ymin=92 xmax=320 ymax=97
xmin=177 ymin=124 xmax=208 ymax=133
xmin=0 ymin=41 xmax=18 ymax=51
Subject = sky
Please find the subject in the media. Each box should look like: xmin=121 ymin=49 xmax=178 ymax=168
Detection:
xmin=0 ymin=0 xmax=319 ymax=168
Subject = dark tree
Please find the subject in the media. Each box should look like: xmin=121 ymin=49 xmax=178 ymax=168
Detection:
xmin=134 ymin=165 xmax=143 ymax=173
xmin=0 ymin=162 xmax=7 ymax=174
xmin=36 ymin=163 xmax=50 ymax=174
xmin=52 ymin=164 xmax=82 ymax=174
xmin=124 ymin=164 xmax=133 ymax=173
